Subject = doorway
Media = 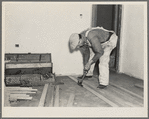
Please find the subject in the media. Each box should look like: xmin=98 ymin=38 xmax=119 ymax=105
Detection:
xmin=92 ymin=4 xmax=122 ymax=72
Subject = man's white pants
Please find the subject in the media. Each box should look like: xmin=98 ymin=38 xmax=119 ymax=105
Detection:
xmin=99 ymin=33 xmax=118 ymax=85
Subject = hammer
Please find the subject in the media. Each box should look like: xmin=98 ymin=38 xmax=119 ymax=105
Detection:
xmin=77 ymin=70 xmax=88 ymax=87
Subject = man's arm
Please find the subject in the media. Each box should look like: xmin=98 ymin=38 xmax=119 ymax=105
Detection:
xmin=91 ymin=36 xmax=104 ymax=63
xmin=83 ymin=53 xmax=90 ymax=66
xmin=84 ymin=36 xmax=104 ymax=71
xmin=79 ymin=46 xmax=90 ymax=66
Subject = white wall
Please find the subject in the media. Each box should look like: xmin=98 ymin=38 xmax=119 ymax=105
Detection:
xmin=119 ymin=4 xmax=147 ymax=80
xmin=4 ymin=2 xmax=146 ymax=79
xmin=3 ymin=2 xmax=92 ymax=75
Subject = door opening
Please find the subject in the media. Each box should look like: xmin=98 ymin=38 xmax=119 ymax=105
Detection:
xmin=92 ymin=5 xmax=122 ymax=72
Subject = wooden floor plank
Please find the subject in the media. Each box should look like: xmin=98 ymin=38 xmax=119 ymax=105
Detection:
xmin=134 ymin=83 xmax=144 ymax=89
xmin=68 ymin=76 xmax=119 ymax=107
xmin=108 ymin=85 xmax=143 ymax=107
xmin=83 ymin=81 xmax=134 ymax=107
xmin=54 ymin=85 xmax=59 ymax=107
xmin=110 ymin=82 xmax=143 ymax=100
xmin=44 ymin=83 xmax=54 ymax=107
xmin=82 ymin=77 xmax=143 ymax=107
xmin=67 ymin=94 xmax=75 ymax=107
xmin=38 ymin=83 xmax=49 ymax=107
xmin=49 ymin=86 xmax=54 ymax=107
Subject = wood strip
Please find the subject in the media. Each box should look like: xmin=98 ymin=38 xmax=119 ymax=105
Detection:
xmin=6 ymin=87 xmax=33 ymax=89
xmin=54 ymin=85 xmax=59 ymax=107
xmin=6 ymin=63 xmax=52 ymax=69
xmin=6 ymin=87 xmax=37 ymax=91
xmin=110 ymin=82 xmax=143 ymax=100
xmin=9 ymin=91 xmax=36 ymax=94
xmin=9 ymin=97 xmax=32 ymax=100
xmin=108 ymin=85 xmax=143 ymax=107
xmin=68 ymin=76 xmax=119 ymax=107
xmin=10 ymin=94 xmax=30 ymax=97
xmin=134 ymin=84 xmax=143 ymax=89
xmin=5 ymin=61 xmax=52 ymax=64
xmin=48 ymin=85 xmax=54 ymax=107
xmin=67 ymin=94 xmax=75 ymax=107
xmin=44 ymin=83 xmax=54 ymax=107
xmin=38 ymin=84 xmax=49 ymax=107
xmin=79 ymin=76 xmax=143 ymax=107
xmin=82 ymin=81 xmax=134 ymax=107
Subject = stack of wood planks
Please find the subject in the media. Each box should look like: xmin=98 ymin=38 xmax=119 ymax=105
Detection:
xmin=4 ymin=86 xmax=37 ymax=106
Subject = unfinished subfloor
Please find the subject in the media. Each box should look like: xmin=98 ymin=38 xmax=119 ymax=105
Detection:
xmin=10 ymin=70 xmax=144 ymax=107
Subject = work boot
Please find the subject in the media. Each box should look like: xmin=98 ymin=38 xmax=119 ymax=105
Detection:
xmin=97 ymin=84 xmax=107 ymax=89
xmin=77 ymin=75 xmax=89 ymax=80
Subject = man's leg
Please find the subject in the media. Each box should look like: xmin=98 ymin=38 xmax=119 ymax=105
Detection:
xmin=93 ymin=59 xmax=99 ymax=76
xmin=90 ymin=60 xmax=99 ymax=81
xmin=97 ymin=46 xmax=113 ymax=88
xmin=86 ymin=59 xmax=99 ymax=80
xmin=97 ymin=34 xmax=118 ymax=89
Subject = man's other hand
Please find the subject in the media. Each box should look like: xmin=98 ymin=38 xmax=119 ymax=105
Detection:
xmin=84 ymin=60 xmax=94 ymax=71
xmin=84 ymin=62 xmax=91 ymax=71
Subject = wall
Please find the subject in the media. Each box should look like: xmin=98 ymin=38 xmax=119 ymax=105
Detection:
xmin=3 ymin=2 xmax=147 ymax=79
xmin=3 ymin=2 xmax=92 ymax=75
xmin=119 ymin=4 xmax=147 ymax=80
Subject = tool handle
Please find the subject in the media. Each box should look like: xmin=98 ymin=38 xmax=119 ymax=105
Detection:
xmin=80 ymin=70 xmax=88 ymax=82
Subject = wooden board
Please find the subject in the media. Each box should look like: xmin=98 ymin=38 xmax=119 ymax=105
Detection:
xmin=10 ymin=94 xmax=30 ymax=97
xmin=81 ymin=77 xmax=143 ymax=107
xmin=38 ymin=84 xmax=49 ymax=107
xmin=9 ymin=91 xmax=36 ymax=94
xmin=110 ymin=82 xmax=143 ymax=100
xmin=44 ymin=83 xmax=54 ymax=107
xmin=5 ymin=53 xmax=52 ymax=62
xmin=134 ymin=83 xmax=143 ymax=89
xmin=6 ymin=87 xmax=37 ymax=91
xmin=67 ymin=94 xmax=75 ymax=107
xmin=82 ymin=81 xmax=134 ymax=107
xmin=107 ymin=85 xmax=143 ymax=107
xmin=9 ymin=97 xmax=32 ymax=101
xmin=54 ymin=85 xmax=59 ymax=107
xmin=68 ymin=76 xmax=119 ymax=107
xmin=6 ymin=63 xmax=52 ymax=69
xmin=48 ymin=86 xmax=54 ymax=107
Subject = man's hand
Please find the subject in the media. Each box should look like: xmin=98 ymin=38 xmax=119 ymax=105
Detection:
xmin=84 ymin=62 xmax=91 ymax=71
xmin=84 ymin=60 xmax=93 ymax=71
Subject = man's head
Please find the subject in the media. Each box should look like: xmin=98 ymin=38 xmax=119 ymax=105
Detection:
xmin=69 ymin=33 xmax=87 ymax=51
